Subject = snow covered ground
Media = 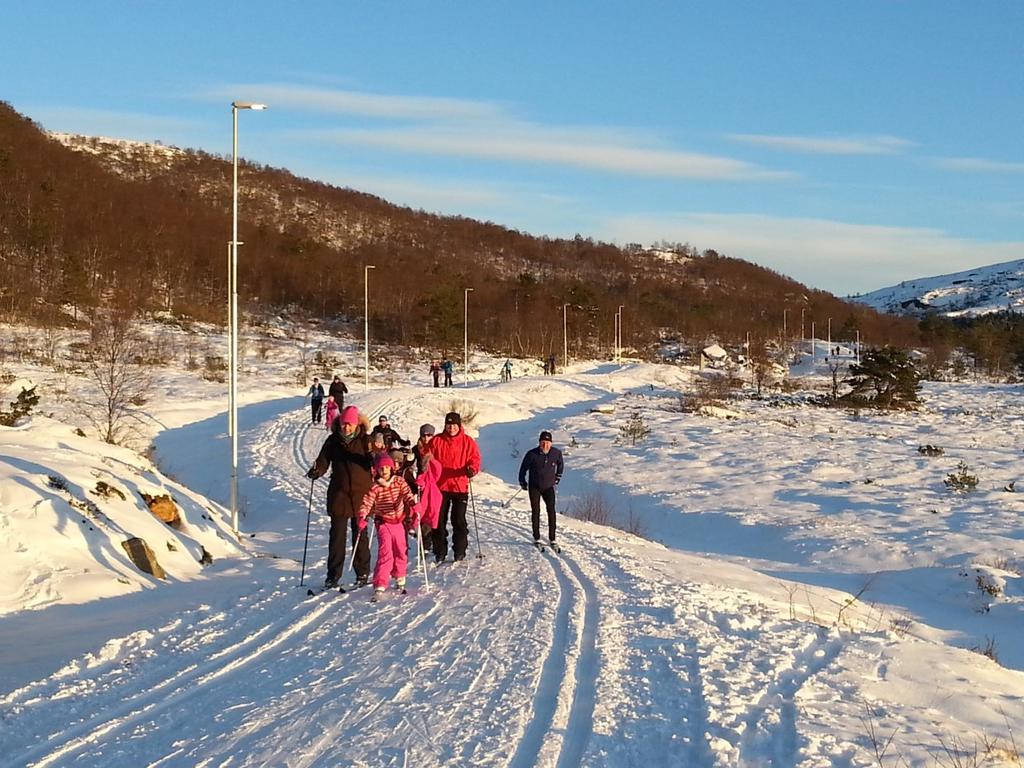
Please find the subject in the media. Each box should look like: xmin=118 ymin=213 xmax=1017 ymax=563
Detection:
xmin=1 ymin=324 xmax=1023 ymax=767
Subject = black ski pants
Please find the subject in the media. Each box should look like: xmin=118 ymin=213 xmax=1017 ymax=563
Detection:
xmin=311 ymin=398 xmax=323 ymax=424
xmin=434 ymin=491 xmax=469 ymax=561
xmin=529 ymin=486 xmax=557 ymax=543
xmin=325 ymin=514 xmax=370 ymax=583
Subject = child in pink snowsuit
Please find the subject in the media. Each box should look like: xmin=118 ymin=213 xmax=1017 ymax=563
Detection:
xmin=357 ymin=454 xmax=416 ymax=600
xmin=323 ymin=396 xmax=339 ymax=431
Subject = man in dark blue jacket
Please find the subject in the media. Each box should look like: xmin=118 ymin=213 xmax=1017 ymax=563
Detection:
xmin=518 ymin=430 xmax=564 ymax=547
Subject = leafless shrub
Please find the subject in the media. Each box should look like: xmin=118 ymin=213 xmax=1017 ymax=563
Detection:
xmin=624 ymin=505 xmax=647 ymax=537
xmin=682 ymin=373 xmax=741 ymax=411
xmin=936 ymin=734 xmax=982 ymax=768
xmin=859 ymin=700 xmax=903 ymax=768
xmin=203 ymin=354 xmax=227 ymax=383
xmin=970 ymin=635 xmax=999 ymax=664
xmin=85 ymin=311 xmax=152 ymax=445
xmin=888 ymin=615 xmax=914 ymax=638
xmin=568 ymin=490 xmax=612 ymax=525
xmin=446 ymin=399 xmax=478 ymax=427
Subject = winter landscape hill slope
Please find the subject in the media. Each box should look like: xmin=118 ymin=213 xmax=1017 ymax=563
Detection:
xmin=0 ymin=101 xmax=917 ymax=353
xmin=1 ymin=322 xmax=1023 ymax=766
xmin=856 ymin=257 xmax=1024 ymax=318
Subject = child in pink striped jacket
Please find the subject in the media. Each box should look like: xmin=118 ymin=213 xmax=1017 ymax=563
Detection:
xmin=357 ymin=454 xmax=417 ymax=601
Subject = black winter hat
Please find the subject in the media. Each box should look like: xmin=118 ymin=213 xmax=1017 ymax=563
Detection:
xmin=539 ymin=430 xmax=553 ymax=442
xmin=445 ymin=411 xmax=462 ymax=426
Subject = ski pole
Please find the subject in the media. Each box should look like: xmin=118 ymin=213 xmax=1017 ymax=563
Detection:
xmin=417 ymin=521 xmax=430 ymax=592
xmin=347 ymin=524 xmax=363 ymax=577
xmin=502 ymin=487 xmax=524 ymax=508
xmin=299 ymin=477 xmax=315 ymax=586
xmin=468 ymin=480 xmax=484 ymax=560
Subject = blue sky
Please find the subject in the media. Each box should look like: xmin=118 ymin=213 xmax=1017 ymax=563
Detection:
xmin=4 ymin=2 xmax=1022 ymax=295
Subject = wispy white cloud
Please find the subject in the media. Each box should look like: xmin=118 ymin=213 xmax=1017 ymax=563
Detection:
xmin=929 ymin=156 xmax=1024 ymax=174
xmin=202 ymin=82 xmax=790 ymax=181
xmin=199 ymin=83 xmax=504 ymax=121
xmin=309 ymin=126 xmax=792 ymax=181
xmin=599 ymin=212 xmax=1024 ymax=295
xmin=726 ymin=133 xmax=914 ymax=156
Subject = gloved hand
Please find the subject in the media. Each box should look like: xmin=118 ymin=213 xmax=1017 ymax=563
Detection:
xmin=520 ymin=482 xmax=528 ymax=491
xmin=305 ymin=467 xmax=317 ymax=479
xmin=465 ymin=465 xmax=476 ymax=478
xmin=357 ymin=516 xmax=367 ymax=532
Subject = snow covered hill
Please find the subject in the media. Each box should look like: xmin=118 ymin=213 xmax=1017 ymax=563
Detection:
xmin=2 ymin=336 xmax=1024 ymax=766
xmin=856 ymin=257 xmax=1024 ymax=317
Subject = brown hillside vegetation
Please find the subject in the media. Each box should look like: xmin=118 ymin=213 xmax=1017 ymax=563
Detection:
xmin=0 ymin=101 xmax=918 ymax=356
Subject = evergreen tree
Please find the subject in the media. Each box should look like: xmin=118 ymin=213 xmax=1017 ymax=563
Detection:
xmin=841 ymin=347 xmax=921 ymax=409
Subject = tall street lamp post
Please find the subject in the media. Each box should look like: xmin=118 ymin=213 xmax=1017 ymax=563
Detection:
xmin=229 ymin=100 xmax=266 ymax=537
xmin=562 ymin=303 xmax=569 ymax=366
xmin=364 ymin=264 xmax=375 ymax=390
xmin=464 ymin=288 xmax=474 ymax=386
xmin=613 ymin=311 xmax=619 ymax=362
xmin=617 ymin=304 xmax=625 ymax=361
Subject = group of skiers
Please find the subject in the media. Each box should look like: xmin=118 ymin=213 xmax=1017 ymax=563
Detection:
xmin=428 ymin=359 xmax=455 ymax=387
xmin=304 ymin=400 xmax=564 ymax=601
xmin=306 ymin=375 xmax=349 ymax=427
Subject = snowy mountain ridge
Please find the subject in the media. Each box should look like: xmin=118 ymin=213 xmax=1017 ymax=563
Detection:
xmin=855 ymin=256 xmax=1024 ymax=317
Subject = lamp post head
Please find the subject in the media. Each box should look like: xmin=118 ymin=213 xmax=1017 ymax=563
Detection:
xmin=232 ymin=102 xmax=268 ymax=110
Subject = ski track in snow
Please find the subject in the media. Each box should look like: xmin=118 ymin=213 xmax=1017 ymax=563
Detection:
xmin=1 ymin=374 xmax=937 ymax=767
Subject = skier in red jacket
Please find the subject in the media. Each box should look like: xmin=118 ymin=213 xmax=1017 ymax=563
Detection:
xmin=426 ymin=411 xmax=481 ymax=563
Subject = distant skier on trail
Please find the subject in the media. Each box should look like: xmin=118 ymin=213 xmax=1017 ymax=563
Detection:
xmin=357 ymin=453 xmax=418 ymax=601
xmin=430 ymin=360 xmax=441 ymax=388
xmin=428 ymin=411 xmax=481 ymax=563
xmin=518 ymin=430 xmax=564 ymax=551
xmin=306 ymin=377 xmax=325 ymax=424
xmin=323 ymin=395 xmax=339 ymax=431
xmin=328 ymin=375 xmax=349 ymax=409
xmin=441 ymin=358 xmax=454 ymax=387
xmin=305 ymin=405 xmax=373 ymax=589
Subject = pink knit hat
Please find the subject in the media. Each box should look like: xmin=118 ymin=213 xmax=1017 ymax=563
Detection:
xmin=340 ymin=406 xmax=359 ymax=425
xmin=374 ymin=454 xmax=395 ymax=474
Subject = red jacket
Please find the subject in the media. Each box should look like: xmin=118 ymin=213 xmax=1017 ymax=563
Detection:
xmin=428 ymin=427 xmax=481 ymax=493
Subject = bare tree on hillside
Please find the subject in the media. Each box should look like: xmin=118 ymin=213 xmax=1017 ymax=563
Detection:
xmin=86 ymin=311 xmax=151 ymax=445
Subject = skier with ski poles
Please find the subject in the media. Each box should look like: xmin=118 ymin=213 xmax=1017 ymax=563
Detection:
xmin=412 ymin=425 xmax=442 ymax=552
xmin=427 ymin=411 xmax=481 ymax=563
xmin=305 ymin=405 xmax=374 ymax=589
xmin=306 ymin=377 xmax=325 ymax=424
xmin=357 ymin=454 xmax=417 ymax=601
xmin=518 ymin=430 xmax=564 ymax=552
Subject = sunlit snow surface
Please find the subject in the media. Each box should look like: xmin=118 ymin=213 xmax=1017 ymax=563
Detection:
xmin=1 ymin=324 xmax=1022 ymax=767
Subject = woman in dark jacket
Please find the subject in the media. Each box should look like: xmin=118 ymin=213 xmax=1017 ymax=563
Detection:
xmin=307 ymin=405 xmax=373 ymax=588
